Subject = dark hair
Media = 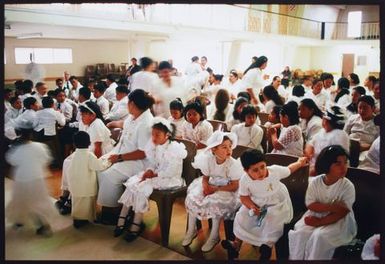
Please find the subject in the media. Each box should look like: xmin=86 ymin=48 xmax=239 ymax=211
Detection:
xmin=300 ymin=98 xmax=324 ymax=118
xmin=158 ymin=61 xmax=172 ymax=71
xmin=213 ymin=74 xmax=224 ymax=82
xmin=280 ymin=101 xmax=299 ymax=125
xmin=315 ymin=145 xmax=349 ymax=175
xmin=320 ymin=72 xmax=334 ymax=81
xmin=325 ymin=106 xmax=345 ymax=130
xmin=254 ymin=56 xmax=268 ymax=68
xmin=232 ymin=97 xmax=249 ymax=120
xmin=243 ymin=61 xmax=257 ymax=75
xmin=140 ymin=57 xmax=154 ymax=69
xmin=272 ymin=76 xmax=280 ymax=83
xmin=349 ymin=73 xmax=360 ymax=85
xmin=201 ymin=56 xmax=207 ymax=60
xmin=47 ymin=90 xmax=56 ymax=98
xmin=263 ymin=85 xmax=284 ymax=105
xmin=73 ymin=131 xmax=91 ymax=149
xmin=191 ymin=56 xmax=199 ymax=62
xmin=94 ymin=82 xmax=107 ymax=93
xmin=237 ymin=92 xmax=251 ymax=102
xmin=128 ymin=89 xmax=155 ymax=111
xmin=5 ymin=88 xmax=13 ymax=94
xmin=79 ymin=87 xmax=91 ymax=100
xmin=353 ymin=86 xmax=366 ymax=96
xmin=69 ymin=76 xmax=77 ymax=81
xmin=15 ymin=128 xmax=34 ymax=143
xmin=15 ymin=80 xmax=24 ymax=90
xmin=56 ymin=78 xmax=63 ymax=84
xmin=229 ymin=70 xmax=238 ymax=78
xmin=271 ymin=105 xmax=282 ymax=119
xmin=42 ymin=96 xmax=54 ymax=108
xmin=23 ymin=97 xmax=37 ymax=109
xmin=22 ymin=80 xmax=34 ymax=94
xmin=79 ymin=101 xmax=105 ymax=122
xmin=184 ymin=100 xmax=205 ymax=121
xmin=312 ymin=78 xmax=322 ymax=86
xmin=116 ymin=85 xmax=129 ymax=94
xmin=117 ymin=77 xmax=129 ymax=86
xmin=206 ymin=67 xmax=214 ymax=74
xmin=358 ymin=95 xmax=375 ymax=108
xmin=240 ymin=149 xmax=266 ymax=170
xmin=106 ymin=74 xmax=115 ymax=82
xmin=337 ymin=77 xmax=350 ymax=89
xmin=169 ymin=98 xmax=184 ymax=112
xmin=367 ymin=75 xmax=377 ymax=84
xmin=131 ymin=57 xmax=137 ymax=62
xmin=152 ymin=122 xmax=176 ymax=140
xmin=240 ymin=104 xmax=257 ymax=122
xmin=335 ymin=88 xmax=350 ymax=103
xmin=213 ymin=89 xmax=230 ymax=121
xmin=292 ymin=85 xmax=305 ymax=97
xmin=55 ymin=88 xmax=65 ymax=97
xmin=10 ymin=96 xmax=20 ymax=105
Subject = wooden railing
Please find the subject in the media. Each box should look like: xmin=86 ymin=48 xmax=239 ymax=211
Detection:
xmin=326 ymin=22 xmax=380 ymax=40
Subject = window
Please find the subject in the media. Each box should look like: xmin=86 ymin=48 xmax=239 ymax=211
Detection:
xmin=347 ymin=11 xmax=362 ymax=38
xmin=14 ymin=48 xmax=72 ymax=64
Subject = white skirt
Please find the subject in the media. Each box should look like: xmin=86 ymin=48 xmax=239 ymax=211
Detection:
xmin=6 ymin=179 xmax=57 ymax=227
xmin=185 ymin=177 xmax=240 ymax=220
xmin=234 ymin=185 xmax=293 ymax=246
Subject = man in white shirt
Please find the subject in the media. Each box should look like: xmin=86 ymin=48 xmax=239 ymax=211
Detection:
xmin=69 ymin=76 xmax=83 ymax=102
xmin=93 ymin=82 xmax=110 ymax=119
xmin=55 ymin=88 xmax=74 ymax=123
xmin=11 ymin=97 xmax=39 ymax=130
xmin=63 ymin=71 xmax=73 ymax=96
xmin=185 ymin=56 xmax=202 ymax=77
xmin=4 ymin=96 xmax=22 ymax=124
xmin=56 ymin=78 xmax=64 ymax=90
xmin=105 ymin=85 xmax=129 ymax=121
xmin=104 ymin=74 xmax=118 ymax=104
xmin=33 ymin=82 xmax=48 ymax=108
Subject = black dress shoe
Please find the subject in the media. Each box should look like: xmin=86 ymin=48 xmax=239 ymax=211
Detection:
xmin=259 ymin=244 xmax=272 ymax=261
xmin=221 ymin=240 xmax=240 ymax=259
xmin=73 ymin=220 xmax=89 ymax=229
xmin=124 ymin=222 xmax=145 ymax=242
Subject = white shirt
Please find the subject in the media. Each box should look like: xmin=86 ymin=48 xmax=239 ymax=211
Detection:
xmin=104 ymin=82 xmax=118 ymax=103
xmin=183 ymin=70 xmax=209 ymax=101
xmin=277 ymin=85 xmax=288 ymax=100
xmin=80 ymin=118 xmax=114 ymax=155
xmin=335 ymin=93 xmax=351 ymax=109
xmin=68 ymin=149 xmax=110 ymax=197
xmin=33 ymin=93 xmax=46 ymax=107
xmin=11 ymin=109 xmax=37 ymax=130
xmin=182 ymin=120 xmax=213 ymax=146
xmin=243 ymin=68 xmax=265 ymax=100
xmin=4 ymin=107 xmax=22 ymax=124
xmin=184 ymin=62 xmax=202 ymax=77
xmin=344 ymin=114 xmax=379 ymax=145
xmin=69 ymin=83 xmax=84 ymax=102
xmin=168 ymin=116 xmax=186 ymax=138
xmin=272 ymin=124 xmax=303 ymax=157
xmin=129 ymin=71 xmax=159 ymax=93
xmin=5 ymin=101 xmax=12 ymax=111
xmin=95 ymin=95 xmax=110 ymax=119
xmin=231 ymin=123 xmax=264 ymax=152
xmin=308 ymin=128 xmax=350 ymax=166
xmin=359 ymin=136 xmax=379 ymax=174
xmin=287 ymin=95 xmax=305 ymax=106
xmin=227 ymin=79 xmax=246 ymax=98
xmin=33 ymin=108 xmax=66 ymax=136
xmin=300 ymin=115 xmax=323 ymax=142
xmin=105 ymin=96 xmax=129 ymax=121
xmin=264 ymin=100 xmax=276 ymax=114
xmin=19 ymin=93 xmax=32 ymax=106
xmin=305 ymin=90 xmax=328 ymax=111
xmin=55 ymin=100 xmax=73 ymax=122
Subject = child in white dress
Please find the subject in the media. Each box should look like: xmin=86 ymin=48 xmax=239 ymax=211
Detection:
xmin=182 ymin=131 xmax=243 ymax=252
xmin=289 ymin=145 xmax=357 ymax=260
xmin=221 ymin=149 xmax=307 ymax=260
xmin=182 ymin=100 xmax=213 ymax=150
xmin=6 ymin=128 xmax=56 ymax=237
xmin=226 ymin=96 xmax=249 ymax=130
xmin=269 ymin=101 xmax=304 ymax=156
xmin=168 ymin=98 xmax=185 ymax=139
xmin=67 ymin=131 xmax=111 ymax=228
xmin=298 ymin=98 xmax=323 ymax=142
xmin=304 ymin=106 xmax=350 ymax=176
xmin=231 ymin=104 xmax=264 ymax=152
xmin=115 ymin=117 xmax=187 ymax=241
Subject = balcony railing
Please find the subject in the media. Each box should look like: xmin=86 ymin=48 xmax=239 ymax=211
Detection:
xmin=325 ymin=22 xmax=380 ymax=40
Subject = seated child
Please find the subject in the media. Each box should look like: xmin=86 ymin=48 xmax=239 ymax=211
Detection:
xmin=114 ymin=117 xmax=187 ymax=241
xmin=221 ymin=149 xmax=307 ymax=260
xmin=182 ymin=131 xmax=242 ymax=252
xmin=168 ymin=98 xmax=185 ymax=139
xmin=67 ymin=131 xmax=111 ymax=228
xmin=231 ymin=104 xmax=264 ymax=152
xmin=289 ymin=145 xmax=357 ymax=260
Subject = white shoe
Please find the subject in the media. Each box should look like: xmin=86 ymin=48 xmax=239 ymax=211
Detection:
xmin=201 ymin=237 xmax=220 ymax=252
xmin=182 ymin=231 xmax=197 ymax=247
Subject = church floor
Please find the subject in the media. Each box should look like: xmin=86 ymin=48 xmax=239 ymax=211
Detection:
xmin=5 ymin=168 xmax=277 ymax=261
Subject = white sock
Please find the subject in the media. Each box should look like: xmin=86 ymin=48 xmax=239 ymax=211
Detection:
xmin=207 ymin=217 xmax=220 ymax=241
xmin=117 ymin=205 xmax=130 ymax=226
xmin=130 ymin=212 xmax=143 ymax=232
xmin=186 ymin=214 xmax=197 ymax=235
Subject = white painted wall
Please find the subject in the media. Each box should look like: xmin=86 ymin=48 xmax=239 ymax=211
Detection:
xmin=338 ymin=5 xmax=379 ymax=22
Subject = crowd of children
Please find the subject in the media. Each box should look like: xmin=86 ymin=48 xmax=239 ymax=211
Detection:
xmin=4 ymin=55 xmax=381 ymax=260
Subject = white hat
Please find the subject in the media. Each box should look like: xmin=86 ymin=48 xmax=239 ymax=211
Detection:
xmin=205 ymin=130 xmax=238 ymax=151
xmin=152 ymin=116 xmax=173 ymax=133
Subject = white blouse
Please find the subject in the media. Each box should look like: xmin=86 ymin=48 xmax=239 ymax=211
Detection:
xmin=168 ymin=116 xmax=186 ymax=138
xmin=231 ymin=123 xmax=264 ymax=152
xmin=272 ymin=124 xmax=303 ymax=157
xmin=243 ymin=68 xmax=265 ymax=99
xmin=300 ymin=115 xmax=323 ymax=142
xmin=129 ymin=71 xmax=159 ymax=93
xmin=182 ymin=120 xmax=213 ymax=146
xmin=96 ymin=95 xmax=110 ymax=119
xmin=104 ymin=82 xmax=117 ymax=103
xmin=344 ymin=114 xmax=379 ymax=145
xmin=359 ymin=136 xmax=380 ymax=174
xmin=33 ymin=108 xmax=66 ymax=136
xmin=105 ymin=96 xmax=129 ymax=121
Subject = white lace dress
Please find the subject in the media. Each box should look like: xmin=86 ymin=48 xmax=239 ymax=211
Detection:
xmin=182 ymin=120 xmax=213 ymax=146
xmin=272 ymin=125 xmax=304 ymax=157
xmin=185 ymin=151 xmax=243 ymax=220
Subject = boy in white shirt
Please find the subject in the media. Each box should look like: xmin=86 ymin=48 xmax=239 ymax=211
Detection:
xmin=105 ymin=85 xmax=129 ymax=122
xmin=55 ymin=88 xmax=74 ymax=123
xmin=93 ymin=82 xmax=110 ymax=119
xmin=104 ymin=74 xmax=118 ymax=104
xmin=4 ymin=97 xmax=22 ymax=124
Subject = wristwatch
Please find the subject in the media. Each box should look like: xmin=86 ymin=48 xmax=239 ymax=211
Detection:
xmin=117 ymin=154 xmax=123 ymax=162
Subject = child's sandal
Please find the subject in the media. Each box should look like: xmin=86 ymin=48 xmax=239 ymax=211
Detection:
xmin=113 ymin=216 xmax=129 ymax=237
xmin=124 ymin=222 xmax=145 ymax=242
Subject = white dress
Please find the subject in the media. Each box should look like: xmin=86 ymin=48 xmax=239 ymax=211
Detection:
xmin=97 ymin=109 xmax=154 ymax=207
xmin=234 ymin=166 xmax=293 ymax=246
xmin=359 ymin=136 xmax=380 ymax=174
xmin=361 ymin=234 xmax=380 ymax=260
xmin=288 ymin=175 xmax=357 ymax=260
xmin=5 ymin=142 xmax=56 ymax=227
xmin=129 ymin=71 xmax=159 ymax=93
xmin=185 ymin=151 xmax=243 ymax=220
xmin=231 ymin=123 xmax=264 ymax=152
xmin=300 ymin=115 xmax=322 ymax=142
xmin=182 ymin=120 xmax=213 ymax=146
xmin=344 ymin=114 xmax=379 ymax=145
xmin=243 ymin=68 xmax=265 ymax=100
xmin=95 ymin=95 xmax=110 ymax=119
xmin=272 ymin=125 xmax=304 ymax=157
xmin=118 ymin=140 xmax=187 ymax=213
xmin=168 ymin=116 xmax=186 ymax=138
xmin=308 ymin=128 xmax=350 ymax=167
